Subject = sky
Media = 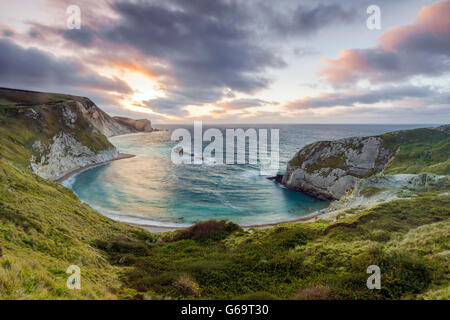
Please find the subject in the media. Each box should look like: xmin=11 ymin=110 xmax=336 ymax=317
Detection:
xmin=0 ymin=0 xmax=449 ymax=124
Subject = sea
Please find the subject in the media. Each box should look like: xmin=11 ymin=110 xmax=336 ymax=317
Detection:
xmin=63 ymin=124 xmax=431 ymax=227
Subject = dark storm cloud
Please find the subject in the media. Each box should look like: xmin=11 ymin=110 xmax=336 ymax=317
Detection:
xmin=12 ymin=0 xmax=370 ymax=116
xmin=287 ymin=85 xmax=436 ymax=110
xmin=358 ymin=32 xmax=450 ymax=82
xmin=96 ymin=0 xmax=370 ymax=114
xmin=268 ymin=3 xmax=356 ymax=36
xmin=103 ymin=0 xmax=284 ymax=95
xmin=0 ymin=39 xmax=131 ymax=94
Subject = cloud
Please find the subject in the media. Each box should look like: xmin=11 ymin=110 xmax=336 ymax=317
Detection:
xmin=0 ymin=38 xmax=132 ymax=94
xmin=216 ymin=98 xmax=277 ymax=110
xmin=320 ymin=0 xmax=450 ymax=86
xmin=286 ymin=85 xmax=436 ymax=110
xmin=293 ymin=46 xmax=320 ymax=57
xmin=103 ymin=0 xmax=284 ymax=94
xmin=268 ymin=3 xmax=356 ymax=37
xmin=62 ymin=27 xmax=96 ymax=47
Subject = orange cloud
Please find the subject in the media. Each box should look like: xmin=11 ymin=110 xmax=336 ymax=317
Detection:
xmin=320 ymin=49 xmax=371 ymax=83
xmin=380 ymin=0 xmax=450 ymax=51
xmin=320 ymin=0 xmax=450 ymax=85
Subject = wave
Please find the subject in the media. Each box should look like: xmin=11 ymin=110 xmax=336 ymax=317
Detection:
xmin=92 ymin=206 xmax=192 ymax=228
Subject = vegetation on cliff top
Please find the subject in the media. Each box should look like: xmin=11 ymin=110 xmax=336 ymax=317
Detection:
xmin=288 ymin=127 xmax=449 ymax=176
xmin=0 ymin=87 xmax=86 ymax=109
xmin=0 ymin=157 xmax=448 ymax=299
xmin=0 ymin=88 xmax=114 ymax=169
xmin=381 ymin=128 xmax=450 ymax=175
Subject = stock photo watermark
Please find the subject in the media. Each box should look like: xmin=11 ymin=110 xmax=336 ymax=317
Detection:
xmin=171 ymin=121 xmax=279 ymax=176
xmin=366 ymin=265 xmax=381 ymax=290
xmin=67 ymin=5 xmax=81 ymax=30
xmin=367 ymin=5 xmax=381 ymax=30
xmin=66 ymin=265 xmax=81 ymax=290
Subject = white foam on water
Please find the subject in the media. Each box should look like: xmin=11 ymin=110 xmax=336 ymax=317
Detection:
xmin=92 ymin=205 xmax=192 ymax=228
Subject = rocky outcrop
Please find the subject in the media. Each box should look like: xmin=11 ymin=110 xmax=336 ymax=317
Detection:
xmin=433 ymin=124 xmax=450 ymax=134
xmin=324 ymin=173 xmax=449 ymax=221
xmin=282 ymin=136 xmax=394 ymax=200
xmin=282 ymin=125 xmax=449 ymax=201
xmin=73 ymin=100 xmax=133 ymax=137
xmin=30 ymin=132 xmax=118 ymax=180
xmin=112 ymin=117 xmax=153 ymax=133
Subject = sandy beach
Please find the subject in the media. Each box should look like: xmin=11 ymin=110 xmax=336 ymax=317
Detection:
xmin=54 ymin=153 xmax=136 ymax=183
xmin=127 ymin=209 xmax=327 ymax=233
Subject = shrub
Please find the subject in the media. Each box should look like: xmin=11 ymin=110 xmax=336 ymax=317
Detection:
xmin=94 ymin=238 xmax=150 ymax=256
xmin=378 ymin=252 xmax=431 ymax=299
xmin=368 ymin=229 xmax=391 ymax=242
xmin=295 ymin=285 xmax=337 ymax=300
xmin=173 ymin=275 xmax=201 ymax=298
xmin=235 ymin=291 xmax=276 ymax=300
xmin=174 ymin=220 xmax=241 ymax=241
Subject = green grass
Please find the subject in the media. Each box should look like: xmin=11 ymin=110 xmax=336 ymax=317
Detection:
xmin=0 ymin=160 xmax=151 ymax=299
xmin=0 ymin=87 xmax=80 ymax=108
xmin=1 ymin=157 xmax=448 ymax=299
xmin=382 ymin=128 xmax=450 ymax=175
xmin=94 ymin=194 xmax=449 ymax=300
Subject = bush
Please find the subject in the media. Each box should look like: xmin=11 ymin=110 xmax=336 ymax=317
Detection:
xmin=94 ymin=238 xmax=150 ymax=256
xmin=174 ymin=220 xmax=241 ymax=241
xmin=276 ymin=230 xmax=308 ymax=249
xmin=295 ymin=285 xmax=337 ymax=300
xmin=173 ymin=275 xmax=201 ymax=297
xmin=378 ymin=252 xmax=431 ymax=299
xmin=235 ymin=291 xmax=276 ymax=300
xmin=368 ymin=230 xmax=391 ymax=242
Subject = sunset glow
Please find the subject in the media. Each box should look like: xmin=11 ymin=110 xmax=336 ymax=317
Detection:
xmin=0 ymin=0 xmax=448 ymax=123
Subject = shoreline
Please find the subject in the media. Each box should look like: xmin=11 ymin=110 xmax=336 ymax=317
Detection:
xmin=123 ymin=208 xmax=328 ymax=233
xmin=54 ymin=153 xmax=136 ymax=183
xmin=55 ymin=131 xmax=328 ymax=233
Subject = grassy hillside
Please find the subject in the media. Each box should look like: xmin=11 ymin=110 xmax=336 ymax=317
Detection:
xmin=0 ymin=159 xmax=153 ymax=299
xmin=97 ymin=192 xmax=449 ymax=300
xmin=0 ymin=100 xmax=448 ymax=301
xmin=381 ymin=127 xmax=450 ymax=175
xmin=0 ymin=157 xmax=448 ymax=299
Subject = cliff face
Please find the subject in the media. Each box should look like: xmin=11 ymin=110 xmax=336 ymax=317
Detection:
xmin=282 ymin=127 xmax=449 ymax=200
xmin=0 ymin=88 xmax=149 ymax=180
xmin=113 ymin=116 xmax=153 ymax=133
xmin=282 ymin=136 xmax=393 ymax=200
xmin=29 ymin=132 xmax=118 ymax=180
xmin=74 ymin=100 xmax=135 ymax=137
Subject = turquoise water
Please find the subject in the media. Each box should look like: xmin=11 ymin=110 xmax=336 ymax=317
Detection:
xmin=66 ymin=124 xmax=429 ymax=226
